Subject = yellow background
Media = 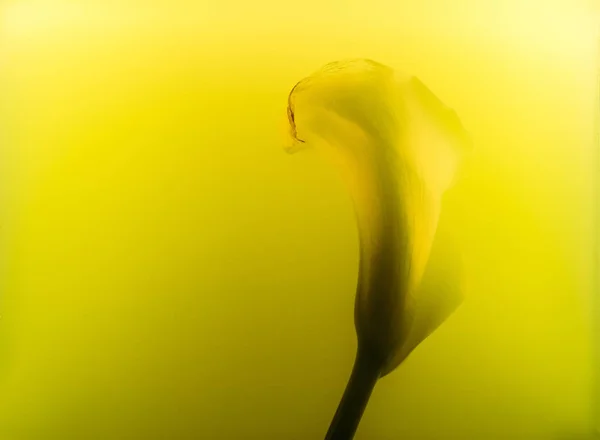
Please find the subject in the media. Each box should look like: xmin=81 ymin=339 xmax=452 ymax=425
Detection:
xmin=0 ymin=1 xmax=599 ymax=438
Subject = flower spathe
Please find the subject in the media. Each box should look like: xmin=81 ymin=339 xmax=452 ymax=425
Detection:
xmin=286 ymin=59 xmax=472 ymax=376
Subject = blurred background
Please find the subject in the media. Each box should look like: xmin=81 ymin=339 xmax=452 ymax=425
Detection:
xmin=0 ymin=0 xmax=599 ymax=438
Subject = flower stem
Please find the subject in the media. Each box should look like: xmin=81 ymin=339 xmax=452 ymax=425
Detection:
xmin=325 ymin=348 xmax=381 ymax=440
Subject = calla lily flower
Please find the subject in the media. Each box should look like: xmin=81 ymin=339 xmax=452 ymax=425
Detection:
xmin=285 ymin=59 xmax=472 ymax=439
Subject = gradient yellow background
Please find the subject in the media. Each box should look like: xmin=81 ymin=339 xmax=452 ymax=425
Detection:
xmin=1 ymin=1 xmax=599 ymax=439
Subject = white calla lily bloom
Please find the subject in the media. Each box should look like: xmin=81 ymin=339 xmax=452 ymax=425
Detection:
xmin=286 ymin=59 xmax=472 ymax=440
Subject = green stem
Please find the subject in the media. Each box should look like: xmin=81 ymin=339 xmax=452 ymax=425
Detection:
xmin=325 ymin=348 xmax=381 ymax=440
